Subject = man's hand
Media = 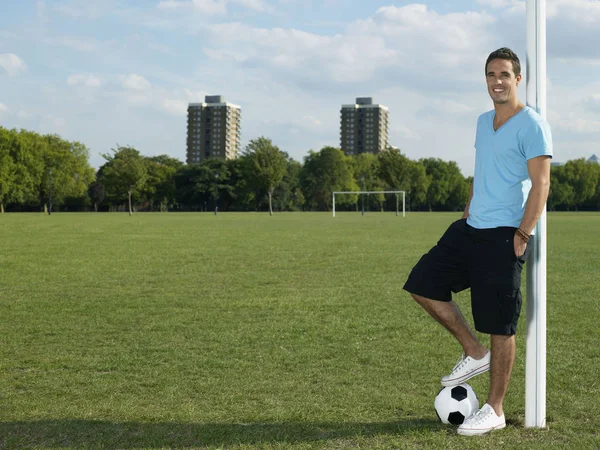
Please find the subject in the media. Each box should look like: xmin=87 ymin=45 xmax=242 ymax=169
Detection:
xmin=514 ymin=233 xmax=527 ymax=257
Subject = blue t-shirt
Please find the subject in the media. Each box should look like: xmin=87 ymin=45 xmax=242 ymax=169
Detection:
xmin=467 ymin=106 xmax=553 ymax=230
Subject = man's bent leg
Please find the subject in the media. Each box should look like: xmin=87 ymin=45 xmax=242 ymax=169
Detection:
xmin=487 ymin=334 xmax=516 ymax=416
xmin=411 ymin=293 xmax=487 ymax=359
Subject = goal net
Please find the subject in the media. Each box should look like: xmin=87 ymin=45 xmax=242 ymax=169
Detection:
xmin=332 ymin=191 xmax=406 ymax=217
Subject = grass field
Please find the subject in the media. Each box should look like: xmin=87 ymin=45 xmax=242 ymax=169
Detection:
xmin=1 ymin=212 xmax=599 ymax=449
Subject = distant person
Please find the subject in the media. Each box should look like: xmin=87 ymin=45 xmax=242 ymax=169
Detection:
xmin=403 ymin=47 xmax=552 ymax=436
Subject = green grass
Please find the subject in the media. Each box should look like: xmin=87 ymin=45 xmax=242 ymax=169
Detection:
xmin=0 ymin=212 xmax=599 ymax=449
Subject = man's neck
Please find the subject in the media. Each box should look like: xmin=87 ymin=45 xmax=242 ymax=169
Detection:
xmin=493 ymin=100 xmax=524 ymax=130
xmin=494 ymin=100 xmax=524 ymax=120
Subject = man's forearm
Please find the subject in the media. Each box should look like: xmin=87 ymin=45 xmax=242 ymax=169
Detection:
xmin=518 ymin=181 xmax=550 ymax=234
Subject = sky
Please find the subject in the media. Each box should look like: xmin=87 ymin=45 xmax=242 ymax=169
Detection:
xmin=1 ymin=0 xmax=599 ymax=177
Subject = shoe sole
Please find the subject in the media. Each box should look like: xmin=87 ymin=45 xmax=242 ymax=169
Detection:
xmin=441 ymin=362 xmax=490 ymax=387
xmin=457 ymin=422 xmax=506 ymax=436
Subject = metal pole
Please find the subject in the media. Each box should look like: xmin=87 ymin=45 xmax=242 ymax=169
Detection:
xmin=525 ymin=0 xmax=547 ymax=429
xmin=361 ymin=193 xmax=364 ymax=216
xmin=214 ymin=172 xmax=219 ymax=215
xmin=402 ymin=191 xmax=405 ymax=218
xmin=361 ymin=176 xmax=365 ymax=216
xmin=332 ymin=193 xmax=336 ymax=218
xmin=48 ymin=168 xmax=53 ymax=215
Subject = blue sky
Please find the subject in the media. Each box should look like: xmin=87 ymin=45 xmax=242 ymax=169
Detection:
xmin=1 ymin=0 xmax=599 ymax=176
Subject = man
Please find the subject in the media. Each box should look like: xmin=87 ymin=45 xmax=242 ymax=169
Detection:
xmin=403 ymin=47 xmax=552 ymax=436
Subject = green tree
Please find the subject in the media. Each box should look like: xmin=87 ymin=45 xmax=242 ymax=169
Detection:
xmin=42 ymin=136 xmax=95 ymax=212
xmin=420 ymin=158 xmax=468 ymax=211
xmin=378 ymin=148 xmax=430 ymax=211
xmin=99 ymin=146 xmax=148 ymax=215
xmin=378 ymin=148 xmax=413 ymax=189
xmin=10 ymin=129 xmax=46 ymax=208
xmin=565 ymin=159 xmax=599 ymax=209
xmin=0 ymin=128 xmax=17 ymax=213
xmin=88 ymin=179 xmax=106 ymax=212
xmin=174 ymin=159 xmax=233 ymax=212
xmin=352 ymin=153 xmax=384 ymax=211
xmin=173 ymin=164 xmax=211 ymax=210
xmin=273 ymin=155 xmax=303 ymax=212
xmin=549 ymin=165 xmax=575 ymax=210
xmin=300 ymin=147 xmax=357 ymax=211
xmin=551 ymin=159 xmax=599 ymax=211
xmin=142 ymin=155 xmax=183 ymax=211
xmin=243 ymin=137 xmax=287 ymax=215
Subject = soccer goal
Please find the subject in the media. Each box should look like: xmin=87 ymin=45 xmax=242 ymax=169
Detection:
xmin=332 ymin=191 xmax=406 ymax=217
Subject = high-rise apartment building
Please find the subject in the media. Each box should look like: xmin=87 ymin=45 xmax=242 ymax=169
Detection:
xmin=340 ymin=97 xmax=389 ymax=155
xmin=186 ymin=95 xmax=241 ymax=164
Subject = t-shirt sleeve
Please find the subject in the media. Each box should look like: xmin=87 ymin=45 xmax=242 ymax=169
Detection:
xmin=522 ymin=118 xmax=553 ymax=160
xmin=474 ymin=115 xmax=482 ymax=149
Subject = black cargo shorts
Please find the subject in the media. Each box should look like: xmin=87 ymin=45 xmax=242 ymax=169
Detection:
xmin=403 ymin=218 xmax=532 ymax=335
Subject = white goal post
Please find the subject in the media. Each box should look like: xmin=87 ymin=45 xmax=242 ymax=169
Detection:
xmin=332 ymin=191 xmax=406 ymax=217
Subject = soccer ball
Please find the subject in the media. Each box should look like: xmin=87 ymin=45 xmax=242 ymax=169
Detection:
xmin=434 ymin=383 xmax=479 ymax=425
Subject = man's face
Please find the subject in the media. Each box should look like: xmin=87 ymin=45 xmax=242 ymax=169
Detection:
xmin=486 ymin=58 xmax=522 ymax=105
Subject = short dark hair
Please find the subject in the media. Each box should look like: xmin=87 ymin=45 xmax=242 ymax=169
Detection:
xmin=485 ymin=47 xmax=521 ymax=77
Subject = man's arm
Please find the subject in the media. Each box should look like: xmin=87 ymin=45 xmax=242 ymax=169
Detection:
xmin=514 ymin=155 xmax=551 ymax=255
xmin=461 ymin=182 xmax=474 ymax=219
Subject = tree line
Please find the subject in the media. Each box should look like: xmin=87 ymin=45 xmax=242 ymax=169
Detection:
xmin=1 ymin=126 xmax=599 ymax=213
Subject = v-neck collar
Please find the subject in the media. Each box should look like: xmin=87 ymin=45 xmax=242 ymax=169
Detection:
xmin=491 ymin=106 xmax=528 ymax=133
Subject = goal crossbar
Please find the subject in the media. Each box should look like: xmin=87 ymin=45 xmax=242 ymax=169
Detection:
xmin=332 ymin=190 xmax=406 ymax=217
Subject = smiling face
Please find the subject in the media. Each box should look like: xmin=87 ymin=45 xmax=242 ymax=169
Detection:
xmin=486 ymin=58 xmax=522 ymax=106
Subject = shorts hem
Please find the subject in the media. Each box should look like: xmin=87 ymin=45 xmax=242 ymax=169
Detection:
xmin=403 ymin=283 xmax=452 ymax=303
xmin=474 ymin=325 xmax=517 ymax=336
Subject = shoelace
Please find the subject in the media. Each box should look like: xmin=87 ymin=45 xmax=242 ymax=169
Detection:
xmin=450 ymin=353 xmax=468 ymax=375
xmin=468 ymin=406 xmax=493 ymax=425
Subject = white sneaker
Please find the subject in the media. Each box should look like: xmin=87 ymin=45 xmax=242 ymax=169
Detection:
xmin=441 ymin=351 xmax=490 ymax=387
xmin=457 ymin=403 xmax=506 ymax=436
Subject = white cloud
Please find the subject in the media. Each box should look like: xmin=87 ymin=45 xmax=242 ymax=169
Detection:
xmin=544 ymin=1 xmax=600 ymax=61
xmin=433 ymin=100 xmax=476 ymax=115
xmin=157 ymin=0 xmax=227 ymax=15
xmin=554 ymin=116 xmax=600 ymax=134
xmin=160 ymin=89 xmax=208 ymax=115
xmin=67 ymin=74 xmax=102 ymax=87
xmin=120 ymin=74 xmax=152 ymax=91
xmin=391 ymin=125 xmax=420 ymax=140
xmin=206 ymin=23 xmax=398 ymax=83
xmin=358 ymin=5 xmax=496 ymax=55
xmin=304 ymin=115 xmax=322 ymax=127
xmin=477 ymin=0 xmax=512 ymax=8
xmin=582 ymin=94 xmax=600 ymax=114
xmin=156 ymin=0 xmax=271 ymax=14
xmin=230 ymin=0 xmax=270 ymax=12
xmin=0 ymin=103 xmax=8 ymax=113
xmin=547 ymin=0 xmax=600 ymax=22
xmin=53 ymin=0 xmax=118 ymax=18
xmin=202 ymin=5 xmax=496 ymax=92
xmin=0 ymin=53 xmax=27 ymax=76
xmin=43 ymin=36 xmax=112 ymax=52
xmin=161 ymin=99 xmax=188 ymax=116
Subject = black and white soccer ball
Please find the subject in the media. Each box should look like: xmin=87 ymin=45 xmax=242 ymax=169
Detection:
xmin=434 ymin=383 xmax=479 ymax=425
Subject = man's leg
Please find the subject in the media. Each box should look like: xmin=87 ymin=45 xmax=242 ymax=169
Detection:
xmin=487 ymin=334 xmax=516 ymax=416
xmin=411 ymin=293 xmax=487 ymax=358
xmin=457 ymin=333 xmax=513 ymax=436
